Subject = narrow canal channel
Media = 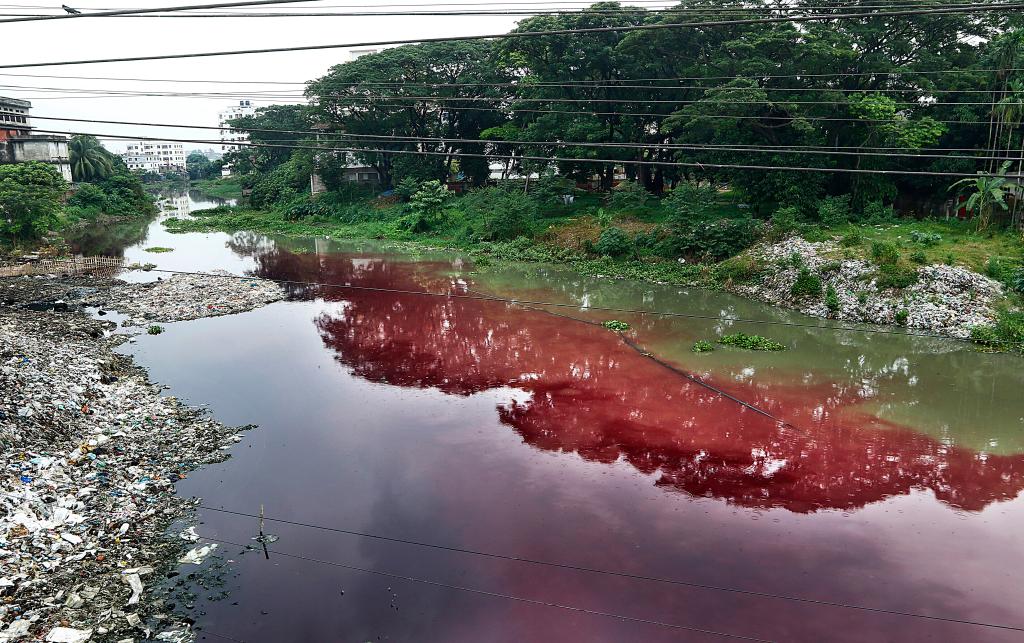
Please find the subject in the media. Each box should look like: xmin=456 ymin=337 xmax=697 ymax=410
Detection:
xmin=71 ymin=203 xmax=1024 ymax=642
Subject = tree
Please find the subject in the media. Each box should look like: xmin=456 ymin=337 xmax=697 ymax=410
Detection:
xmin=224 ymin=104 xmax=311 ymax=175
xmin=0 ymin=162 xmax=67 ymax=240
xmin=69 ymin=135 xmax=114 ymax=182
xmin=186 ymin=151 xmax=219 ymax=180
xmin=949 ymin=161 xmax=1013 ymax=230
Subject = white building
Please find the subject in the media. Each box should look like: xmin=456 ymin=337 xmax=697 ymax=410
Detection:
xmin=218 ymin=99 xmax=255 ymax=154
xmin=122 ymin=141 xmax=186 ymax=172
xmin=0 ymin=96 xmax=72 ymax=181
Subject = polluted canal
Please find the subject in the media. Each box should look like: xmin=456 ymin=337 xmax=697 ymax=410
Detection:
xmin=70 ymin=214 xmax=1024 ymax=642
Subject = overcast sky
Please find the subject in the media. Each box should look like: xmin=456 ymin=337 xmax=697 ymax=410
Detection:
xmin=2 ymin=1 xmax=531 ymax=152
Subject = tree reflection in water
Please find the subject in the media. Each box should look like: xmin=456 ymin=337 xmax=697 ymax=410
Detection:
xmin=251 ymin=246 xmax=1024 ymax=514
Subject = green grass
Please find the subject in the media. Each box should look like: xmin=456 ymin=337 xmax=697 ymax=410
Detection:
xmin=144 ymin=246 xmax=174 ymax=253
xmin=691 ymin=340 xmax=715 ymax=353
xmin=192 ymin=176 xmax=244 ymax=200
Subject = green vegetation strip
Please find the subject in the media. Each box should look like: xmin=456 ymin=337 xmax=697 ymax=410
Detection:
xmin=718 ymin=332 xmax=786 ymax=351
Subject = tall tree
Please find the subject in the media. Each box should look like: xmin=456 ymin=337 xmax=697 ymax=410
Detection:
xmin=69 ymin=135 xmax=114 ymax=182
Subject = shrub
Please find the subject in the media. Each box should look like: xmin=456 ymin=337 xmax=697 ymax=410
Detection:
xmin=147 ymin=325 xmax=165 ymax=335
xmin=531 ymin=175 xmax=577 ymax=207
xmin=861 ymin=200 xmax=896 ymax=223
xmin=394 ymin=177 xmax=420 ymax=201
xmin=895 ymin=308 xmax=909 ymax=325
xmin=817 ymin=194 xmax=851 ymax=226
xmin=1012 ymin=268 xmax=1024 ymax=294
xmin=870 ymin=240 xmax=900 ymax=265
xmin=716 ymin=255 xmax=765 ymax=283
xmin=970 ymin=311 xmax=1024 ymax=353
xmin=769 ymin=205 xmax=801 ymax=238
xmin=664 ymin=181 xmax=717 ymax=221
xmin=856 ymin=291 xmax=868 ymax=304
xmin=875 ymin=263 xmax=919 ymax=289
xmin=66 ymin=183 xmax=106 ymax=212
xmin=718 ymin=332 xmax=785 ymax=351
xmin=692 ymin=340 xmax=714 ymax=353
xmin=607 ymin=180 xmax=648 ymax=211
xmin=284 ymin=200 xmax=331 ymax=221
xmin=791 ymin=268 xmax=822 ymax=298
xmin=840 ymin=231 xmax=863 ymax=247
xmin=663 ymin=217 xmax=761 ymax=262
xmin=788 ymin=251 xmax=804 ymax=268
xmin=910 ymin=230 xmax=942 ymax=246
xmin=594 ymin=227 xmax=633 ymax=258
xmin=602 ymin=320 xmax=630 ymax=332
xmin=462 ymin=186 xmax=538 ymax=241
xmin=910 ymin=250 xmax=927 ymax=264
xmin=249 ymin=162 xmax=302 ymax=209
xmin=825 ymin=284 xmax=840 ymax=314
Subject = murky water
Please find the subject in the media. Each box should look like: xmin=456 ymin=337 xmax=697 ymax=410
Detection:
xmin=74 ymin=213 xmax=1024 ymax=642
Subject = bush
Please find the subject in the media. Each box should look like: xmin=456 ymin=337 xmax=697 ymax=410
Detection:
xmin=791 ymin=268 xmax=822 ymax=298
xmin=663 ymin=216 xmax=761 ymax=262
xmin=1012 ymin=268 xmax=1024 ymax=294
xmin=825 ymin=284 xmax=840 ymax=314
xmin=607 ymin=180 xmax=649 ymax=211
xmin=249 ymin=161 xmax=303 ymax=209
xmin=910 ymin=230 xmax=942 ymax=246
xmin=462 ymin=186 xmax=537 ymax=241
xmin=716 ymin=255 xmax=765 ymax=283
xmin=602 ymin=320 xmax=630 ymax=332
xmin=530 ymin=175 xmax=577 ymax=207
xmin=871 ymin=240 xmax=900 ymax=265
xmin=840 ymin=231 xmax=864 ymax=247
xmin=692 ymin=340 xmax=714 ymax=353
xmin=394 ymin=177 xmax=420 ymax=201
xmin=718 ymin=332 xmax=785 ymax=351
xmin=970 ymin=311 xmax=1024 ymax=353
xmin=861 ymin=200 xmax=896 ymax=223
xmin=66 ymin=183 xmax=106 ymax=211
xmin=769 ymin=205 xmax=801 ymax=240
xmin=594 ymin=227 xmax=633 ymax=258
xmin=664 ymin=181 xmax=717 ymax=221
xmin=895 ymin=308 xmax=909 ymax=325
xmin=875 ymin=263 xmax=919 ymax=289
xmin=910 ymin=250 xmax=927 ymax=264
xmin=817 ymin=194 xmax=851 ymax=226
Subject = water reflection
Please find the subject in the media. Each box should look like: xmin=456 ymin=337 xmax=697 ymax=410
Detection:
xmin=247 ymin=246 xmax=1024 ymax=514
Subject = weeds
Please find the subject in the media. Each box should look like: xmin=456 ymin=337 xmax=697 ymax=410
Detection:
xmin=691 ymin=340 xmax=715 ymax=353
xmin=718 ymin=332 xmax=785 ymax=351
xmin=602 ymin=320 xmax=631 ymax=332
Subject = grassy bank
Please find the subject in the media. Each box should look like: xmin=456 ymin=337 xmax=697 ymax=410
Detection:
xmin=191 ymin=176 xmax=243 ymax=200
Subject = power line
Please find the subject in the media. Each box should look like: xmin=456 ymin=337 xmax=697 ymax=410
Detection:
xmin=197 ymin=536 xmax=772 ymax=641
xmin=196 ymin=507 xmax=1024 ymax=632
xmin=3 ymin=3 xmax=1023 ymax=68
xmin=26 ymin=114 xmax=1016 ymax=160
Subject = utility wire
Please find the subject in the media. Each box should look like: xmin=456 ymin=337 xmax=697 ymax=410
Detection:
xmin=34 ymin=128 xmax=1017 ymax=176
xmin=198 ymin=536 xmax=773 ymax=641
xmin=3 ymin=3 xmax=1023 ymax=68
xmin=196 ymin=507 xmax=1024 ymax=632
xmin=20 ymin=115 xmax=1020 ymax=160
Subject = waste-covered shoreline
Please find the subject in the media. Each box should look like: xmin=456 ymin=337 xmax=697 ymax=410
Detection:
xmin=0 ymin=271 xmax=282 ymax=642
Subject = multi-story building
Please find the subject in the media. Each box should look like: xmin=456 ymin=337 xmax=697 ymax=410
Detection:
xmin=218 ymin=99 xmax=255 ymax=153
xmin=0 ymin=96 xmax=72 ymax=181
xmin=121 ymin=141 xmax=186 ymax=172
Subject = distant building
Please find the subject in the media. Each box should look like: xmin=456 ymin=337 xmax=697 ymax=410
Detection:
xmin=348 ymin=48 xmax=380 ymax=60
xmin=0 ymin=97 xmax=72 ymax=181
xmin=218 ymin=99 xmax=255 ymax=153
xmin=121 ymin=141 xmax=186 ymax=172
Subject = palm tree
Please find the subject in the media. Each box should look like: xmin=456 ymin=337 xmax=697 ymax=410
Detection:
xmin=69 ymin=135 xmax=114 ymax=182
xmin=949 ymin=161 xmax=1013 ymax=230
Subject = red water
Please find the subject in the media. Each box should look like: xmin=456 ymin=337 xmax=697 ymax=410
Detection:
xmin=153 ymin=246 xmax=1024 ymax=642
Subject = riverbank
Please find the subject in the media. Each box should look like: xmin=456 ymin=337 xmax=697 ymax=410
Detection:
xmin=0 ymin=271 xmax=284 ymax=642
xmin=162 ymin=207 xmax=1024 ymax=349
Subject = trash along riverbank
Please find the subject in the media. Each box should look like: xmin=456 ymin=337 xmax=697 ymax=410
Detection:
xmin=0 ymin=271 xmax=284 ymax=642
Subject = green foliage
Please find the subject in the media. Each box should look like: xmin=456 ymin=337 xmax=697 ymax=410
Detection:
xmin=66 ymin=183 xmax=106 ymax=212
xmin=910 ymin=250 xmax=927 ymax=264
xmin=664 ymin=181 xmax=717 ymax=222
xmin=716 ymin=255 xmax=765 ymax=283
xmin=69 ymin=135 xmax=114 ymax=182
xmin=870 ymin=240 xmax=900 ymax=265
xmin=147 ymin=325 xmax=165 ymax=335
xmin=144 ymin=247 xmax=174 ymax=253
xmin=817 ymin=194 xmax=851 ymax=226
xmin=718 ymin=332 xmax=785 ymax=351
xmin=0 ymin=162 xmax=68 ymax=239
xmin=394 ymin=177 xmax=420 ymax=201
xmin=970 ymin=311 xmax=1024 ymax=353
xmin=895 ymin=308 xmax=909 ymax=326
xmin=607 ymin=181 xmax=648 ymax=211
xmin=186 ymin=152 xmax=220 ymax=181
xmin=948 ymin=162 xmax=1013 ymax=230
xmin=825 ymin=284 xmax=840 ymax=314
xmin=840 ymin=231 xmax=864 ymax=247
xmin=460 ymin=186 xmax=536 ymax=241
xmin=392 ymin=154 xmax=448 ymax=185
xmin=530 ymin=175 xmax=577 ymax=207
xmin=663 ymin=217 xmax=761 ymax=262
xmin=594 ymin=226 xmax=633 ymax=258
xmin=602 ymin=320 xmax=630 ymax=332
xmin=791 ymin=268 xmax=822 ymax=299
xmin=856 ymin=291 xmax=869 ymax=304
xmin=768 ymin=205 xmax=801 ymax=240
xmin=249 ymin=159 xmax=306 ymax=209
xmin=859 ymin=201 xmax=897 ymax=224
xmin=1011 ymin=268 xmax=1024 ymax=295
xmin=875 ymin=263 xmax=919 ymax=289
xmin=691 ymin=340 xmax=714 ymax=353
xmin=910 ymin=230 xmax=942 ymax=246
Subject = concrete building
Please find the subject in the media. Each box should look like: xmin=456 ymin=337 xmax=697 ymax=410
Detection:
xmin=0 ymin=97 xmax=72 ymax=181
xmin=218 ymin=99 xmax=255 ymax=153
xmin=121 ymin=141 xmax=186 ymax=172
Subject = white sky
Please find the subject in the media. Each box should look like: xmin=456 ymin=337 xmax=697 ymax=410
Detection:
xmin=1 ymin=1 xmax=526 ymax=152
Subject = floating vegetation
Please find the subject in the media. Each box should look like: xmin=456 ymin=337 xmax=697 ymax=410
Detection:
xmin=144 ymin=247 xmax=174 ymax=253
xmin=601 ymin=320 xmax=631 ymax=332
xmin=147 ymin=325 xmax=165 ymax=335
xmin=691 ymin=340 xmax=714 ymax=353
xmin=718 ymin=332 xmax=785 ymax=351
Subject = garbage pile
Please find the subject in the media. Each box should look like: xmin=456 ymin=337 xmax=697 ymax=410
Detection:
xmin=84 ymin=270 xmax=285 ymax=324
xmin=0 ymin=302 xmax=251 ymax=641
